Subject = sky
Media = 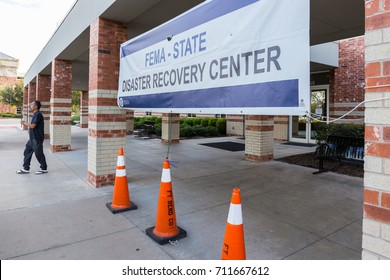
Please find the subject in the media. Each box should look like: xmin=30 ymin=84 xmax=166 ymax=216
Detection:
xmin=0 ymin=0 xmax=75 ymax=74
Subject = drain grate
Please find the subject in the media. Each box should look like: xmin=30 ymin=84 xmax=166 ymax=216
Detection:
xmin=199 ymin=141 xmax=245 ymax=152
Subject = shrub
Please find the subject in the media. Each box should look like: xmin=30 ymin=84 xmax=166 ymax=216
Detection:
xmin=144 ymin=116 xmax=157 ymax=122
xmin=154 ymin=123 xmax=162 ymax=136
xmin=203 ymin=126 xmax=219 ymax=137
xmin=216 ymin=118 xmax=226 ymax=135
xmin=134 ymin=117 xmax=145 ymax=129
xmin=184 ymin=118 xmax=194 ymax=126
xmin=0 ymin=113 xmax=22 ymax=118
xmin=180 ymin=125 xmax=195 ymax=138
xmin=134 ymin=123 xmax=143 ymax=129
xmin=192 ymin=118 xmax=202 ymax=126
xmin=208 ymin=118 xmax=217 ymax=127
xmin=193 ymin=125 xmax=206 ymax=136
xmin=201 ymin=118 xmax=209 ymax=127
xmin=71 ymin=114 xmax=80 ymax=125
xmin=314 ymin=123 xmax=364 ymax=145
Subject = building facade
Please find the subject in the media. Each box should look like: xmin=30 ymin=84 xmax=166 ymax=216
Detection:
xmin=20 ymin=0 xmax=390 ymax=259
xmin=0 ymin=52 xmax=21 ymax=114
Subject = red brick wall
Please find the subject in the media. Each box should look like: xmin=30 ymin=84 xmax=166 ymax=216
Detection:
xmin=50 ymin=59 xmax=72 ymax=152
xmin=0 ymin=103 xmax=16 ymax=113
xmin=28 ymin=82 xmax=36 ymax=108
xmin=88 ymin=17 xmax=128 ymax=187
xmin=362 ymin=0 xmax=390 ymax=260
xmin=36 ymin=74 xmax=51 ymax=101
xmin=245 ymin=115 xmax=274 ymax=162
xmin=89 ymin=18 xmax=128 ymax=91
xmin=364 ymin=0 xmax=390 ymax=223
xmin=51 ymin=60 xmax=72 ymax=101
xmin=0 ymin=76 xmax=17 ymax=87
xmin=330 ymin=36 xmax=366 ymax=121
xmin=36 ymin=74 xmax=51 ymax=139
xmin=80 ymin=90 xmax=89 ymax=128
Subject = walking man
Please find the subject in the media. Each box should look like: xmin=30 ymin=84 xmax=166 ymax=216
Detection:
xmin=17 ymin=100 xmax=48 ymax=175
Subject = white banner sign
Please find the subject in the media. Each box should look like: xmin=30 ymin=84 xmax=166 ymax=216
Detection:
xmin=118 ymin=0 xmax=310 ymax=115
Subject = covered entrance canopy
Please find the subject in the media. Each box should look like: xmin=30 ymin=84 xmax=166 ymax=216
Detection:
xmin=21 ymin=0 xmax=365 ymax=187
xmin=24 ymin=0 xmax=364 ymax=88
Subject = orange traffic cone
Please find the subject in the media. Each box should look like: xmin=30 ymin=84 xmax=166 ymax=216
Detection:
xmin=221 ymin=188 xmax=246 ymax=260
xmin=146 ymin=157 xmax=187 ymax=245
xmin=106 ymin=148 xmax=137 ymax=214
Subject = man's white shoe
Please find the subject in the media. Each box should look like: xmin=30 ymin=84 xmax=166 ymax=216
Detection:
xmin=35 ymin=170 xmax=48 ymax=175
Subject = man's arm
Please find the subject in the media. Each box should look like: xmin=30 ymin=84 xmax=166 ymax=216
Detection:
xmin=21 ymin=120 xmax=37 ymax=129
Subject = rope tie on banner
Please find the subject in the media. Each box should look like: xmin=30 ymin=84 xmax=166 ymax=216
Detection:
xmin=305 ymin=96 xmax=390 ymax=124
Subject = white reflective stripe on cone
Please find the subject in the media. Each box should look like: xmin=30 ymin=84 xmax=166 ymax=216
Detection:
xmin=161 ymin=168 xmax=171 ymax=183
xmin=116 ymin=169 xmax=127 ymax=177
xmin=227 ymin=203 xmax=243 ymax=225
xmin=117 ymin=156 xmax=125 ymax=167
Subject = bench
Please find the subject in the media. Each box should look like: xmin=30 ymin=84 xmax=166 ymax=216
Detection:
xmin=134 ymin=121 xmax=155 ymax=137
xmin=313 ymin=135 xmax=364 ymax=174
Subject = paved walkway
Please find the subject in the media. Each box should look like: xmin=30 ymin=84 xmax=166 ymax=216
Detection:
xmin=0 ymin=118 xmax=363 ymax=259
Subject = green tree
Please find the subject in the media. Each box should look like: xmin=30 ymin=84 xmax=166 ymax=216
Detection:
xmin=0 ymin=81 xmax=23 ymax=108
xmin=71 ymin=90 xmax=81 ymax=114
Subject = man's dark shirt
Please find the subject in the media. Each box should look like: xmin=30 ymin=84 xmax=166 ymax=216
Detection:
xmin=29 ymin=111 xmax=45 ymax=143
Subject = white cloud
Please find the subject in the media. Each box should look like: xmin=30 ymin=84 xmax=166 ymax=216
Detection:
xmin=0 ymin=0 xmax=75 ymax=73
xmin=0 ymin=0 xmax=41 ymax=9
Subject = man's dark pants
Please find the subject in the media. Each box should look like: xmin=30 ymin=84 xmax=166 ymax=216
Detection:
xmin=23 ymin=139 xmax=47 ymax=171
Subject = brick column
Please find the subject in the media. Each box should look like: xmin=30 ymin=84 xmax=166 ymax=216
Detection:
xmin=22 ymin=86 xmax=28 ymax=130
xmin=126 ymin=110 xmax=134 ymax=135
xmin=245 ymin=115 xmax=274 ymax=161
xmin=330 ymin=37 xmax=366 ymax=122
xmin=226 ymin=114 xmax=244 ymax=136
xmin=80 ymin=90 xmax=88 ymax=128
xmin=88 ymin=17 xmax=128 ymax=187
xmin=36 ymin=74 xmax=51 ymax=139
xmin=27 ymin=82 xmax=36 ymax=120
xmin=362 ymin=0 xmax=390 ymax=260
xmin=274 ymin=116 xmax=289 ymax=141
xmin=50 ymin=59 xmax=72 ymax=152
xmin=162 ymin=113 xmax=180 ymax=143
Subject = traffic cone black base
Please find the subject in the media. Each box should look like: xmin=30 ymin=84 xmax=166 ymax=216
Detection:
xmin=107 ymin=148 xmax=137 ymax=214
xmin=146 ymin=226 xmax=187 ymax=245
xmin=106 ymin=202 xmax=137 ymax=214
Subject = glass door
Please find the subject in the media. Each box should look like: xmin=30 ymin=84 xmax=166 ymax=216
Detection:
xmin=289 ymin=86 xmax=329 ymax=143
xmin=309 ymin=87 xmax=328 ymax=142
xmin=290 ymin=115 xmax=308 ymax=142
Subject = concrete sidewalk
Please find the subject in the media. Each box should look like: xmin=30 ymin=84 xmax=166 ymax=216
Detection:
xmin=0 ymin=118 xmax=363 ymax=259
